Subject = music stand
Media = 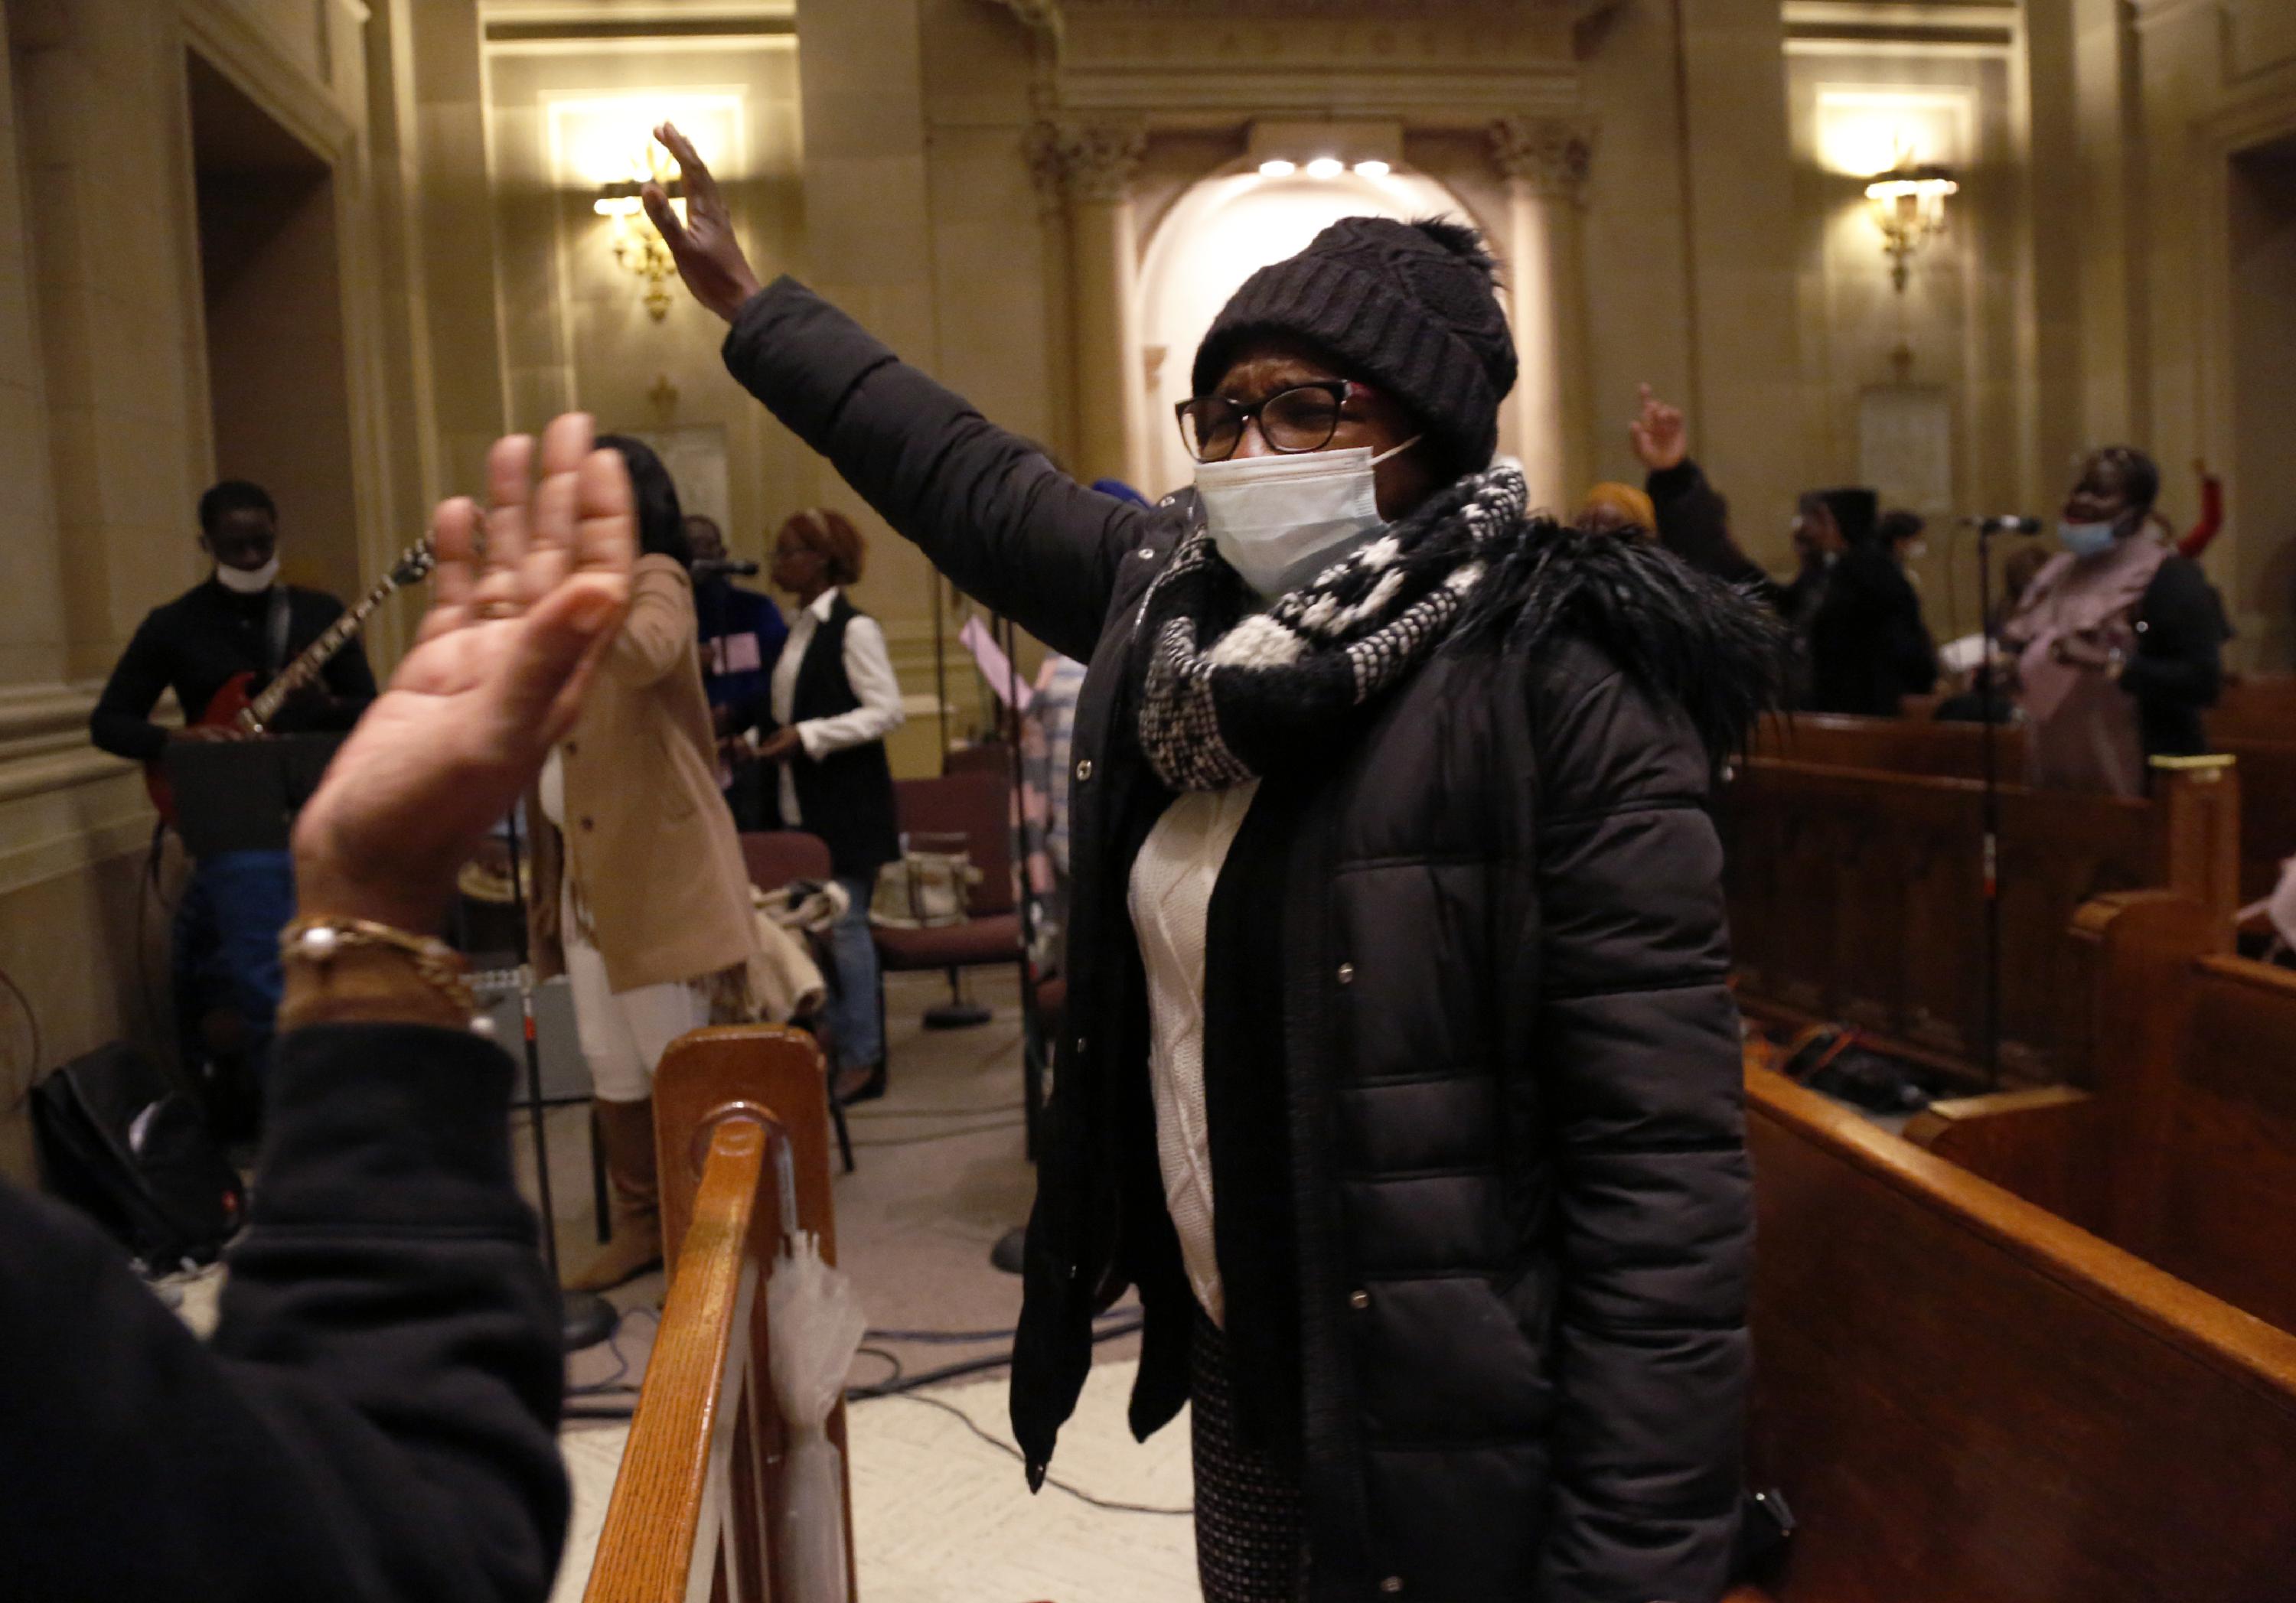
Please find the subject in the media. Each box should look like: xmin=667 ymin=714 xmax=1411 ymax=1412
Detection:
xmin=165 ymin=735 xmax=345 ymax=860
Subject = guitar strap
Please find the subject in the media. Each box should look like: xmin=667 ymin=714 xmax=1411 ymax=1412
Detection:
xmin=263 ymin=587 xmax=292 ymax=679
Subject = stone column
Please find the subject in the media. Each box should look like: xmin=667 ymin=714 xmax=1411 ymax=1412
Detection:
xmin=1490 ymin=115 xmax=1595 ymax=516
xmin=1029 ymin=119 xmax=1148 ymax=488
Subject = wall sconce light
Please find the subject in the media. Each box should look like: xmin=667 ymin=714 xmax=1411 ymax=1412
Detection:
xmin=1864 ymin=161 xmax=1958 ymax=293
xmin=593 ymin=143 xmax=687 ymax=320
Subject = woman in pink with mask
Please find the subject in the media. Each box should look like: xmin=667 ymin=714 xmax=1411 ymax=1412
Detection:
xmin=2001 ymin=445 xmax=2226 ymax=797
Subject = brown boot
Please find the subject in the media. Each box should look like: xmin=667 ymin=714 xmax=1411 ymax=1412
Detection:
xmin=564 ymin=1096 xmax=663 ymax=1293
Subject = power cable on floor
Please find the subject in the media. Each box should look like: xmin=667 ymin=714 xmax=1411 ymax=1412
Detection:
xmin=851 ymin=1117 xmax=1026 ymax=1149
xmin=848 ymin=1314 xmax=1143 ymax=1399
xmin=846 ymin=1100 xmax=1025 ymax=1120
xmin=851 ymin=1344 xmax=1192 ymax=1519
xmin=866 ymin=1308 xmax=1139 ymax=1346
xmin=567 ymin=1305 xmax=658 ymax=1396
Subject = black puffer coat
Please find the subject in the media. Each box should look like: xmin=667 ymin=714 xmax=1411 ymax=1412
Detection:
xmin=726 ymin=279 xmax=1771 ymax=1603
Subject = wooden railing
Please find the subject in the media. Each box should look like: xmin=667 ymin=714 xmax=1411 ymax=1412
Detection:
xmin=584 ymin=1025 xmax=855 ymax=1603
xmin=1744 ymin=1063 xmax=2296 ymax=1601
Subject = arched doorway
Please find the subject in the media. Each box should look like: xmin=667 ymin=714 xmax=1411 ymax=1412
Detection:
xmin=1136 ymin=165 xmax=1477 ymax=499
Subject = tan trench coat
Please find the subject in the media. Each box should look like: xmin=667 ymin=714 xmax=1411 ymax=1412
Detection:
xmin=527 ymin=555 xmax=761 ymax=995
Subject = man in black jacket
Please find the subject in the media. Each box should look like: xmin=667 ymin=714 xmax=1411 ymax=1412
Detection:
xmin=5 ymin=412 xmax=634 ymax=1602
xmin=647 ymin=122 xmax=1773 ymax=1602
xmin=90 ymin=480 xmax=380 ymax=1134
xmin=1800 ymin=488 xmax=1938 ymax=716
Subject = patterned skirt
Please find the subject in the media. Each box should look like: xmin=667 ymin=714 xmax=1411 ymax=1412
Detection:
xmin=1191 ymin=1308 xmax=1309 ymax=1602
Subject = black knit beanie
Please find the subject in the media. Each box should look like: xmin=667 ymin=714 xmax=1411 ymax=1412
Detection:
xmin=1191 ymin=216 xmax=1518 ymax=474
xmin=1816 ymin=487 xmax=1880 ymax=549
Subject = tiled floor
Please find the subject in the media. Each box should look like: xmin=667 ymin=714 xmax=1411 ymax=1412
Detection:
xmin=533 ymin=967 xmax=1190 ymax=1601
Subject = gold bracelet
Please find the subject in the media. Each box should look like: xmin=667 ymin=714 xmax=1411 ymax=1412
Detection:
xmin=280 ymin=916 xmax=478 ymax=1018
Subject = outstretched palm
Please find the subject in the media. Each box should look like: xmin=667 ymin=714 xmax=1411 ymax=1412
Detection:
xmin=293 ymin=414 xmax=635 ymax=932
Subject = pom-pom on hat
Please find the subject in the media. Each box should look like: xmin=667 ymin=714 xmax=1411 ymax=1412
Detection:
xmin=1191 ymin=216 xmax=1518 ymax=475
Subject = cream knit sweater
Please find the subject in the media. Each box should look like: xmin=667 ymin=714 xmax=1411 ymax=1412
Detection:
xmin=1127 ymin=780 xmax=1261 ymax=1328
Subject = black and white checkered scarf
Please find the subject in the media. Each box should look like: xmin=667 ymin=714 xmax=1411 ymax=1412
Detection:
xmin=1134 ymin=461 xmax=1530 ymax=792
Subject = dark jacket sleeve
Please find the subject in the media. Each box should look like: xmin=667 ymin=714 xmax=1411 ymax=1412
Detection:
xmin=1528 ymin=650 xmax=1750 ymax=1603
xmin=2121 ymin=554 xmax=2223 ymax=711
xmin=89 ymin=611 xmax=175 ymax=762
xmin=721 ymin=278 xmax=1147 ymax=663
xmin=1646 ymin=458 xmax=1784 ymax=611
xmin=0 ymin=1024 xmax=567 ymax=1603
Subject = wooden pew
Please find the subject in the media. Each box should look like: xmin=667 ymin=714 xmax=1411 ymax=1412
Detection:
xmin=584 ymin=1026 xmax=853 ymax=1603
xmin=1741 ymin=1064 xmax=2296 ymax=1601
xmin=1761 ymin=710 xmax=2292 ymax=904
xmin=2223 ymin=737 xmax=2296 ymax=907
xmin=1718 ymin=752 xmax=2237 ymax=1081
xmin=1755 ymin=711 xmax=2024 ymax=783
xmin=2209 ymin=673 xmax=2296 ymax=748
xmin=1907 ymin=891 xmax=2296 ymax=1334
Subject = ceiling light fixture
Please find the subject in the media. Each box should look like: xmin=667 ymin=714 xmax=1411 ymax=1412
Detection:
xmin=1353 ymin=160 xmax=1391 ymax=178
xmin=1258 ymin=158 xmax=1297 ymax=178
xmin=1305 ymin=156 xmax=1345 ymax=181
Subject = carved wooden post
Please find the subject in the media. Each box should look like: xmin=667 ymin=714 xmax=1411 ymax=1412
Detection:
xmin=2151 ymin=754 xmax=2240 ymax=950
xmin=2063 ymin=891 xmax=2212 ymax=1263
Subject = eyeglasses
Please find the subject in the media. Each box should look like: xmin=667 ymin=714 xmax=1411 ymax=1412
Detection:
xmin=1175 ymin=380 xmax=1366 ymax=464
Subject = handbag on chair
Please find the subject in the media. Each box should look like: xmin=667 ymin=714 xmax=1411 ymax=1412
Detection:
xmin=867 ymin=833 xmax=981 ymax=930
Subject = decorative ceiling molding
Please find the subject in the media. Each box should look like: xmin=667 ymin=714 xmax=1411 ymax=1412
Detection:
xmin=981 ymin=0 xmax=1064 ymax=36
xmin=1026 ymin=119 xmax=1150 ymax=208
xmin=1488 ymin=114 xmax=1595 ymax=200
xmin=1780 ymin=0 xmax=2019 ymax=56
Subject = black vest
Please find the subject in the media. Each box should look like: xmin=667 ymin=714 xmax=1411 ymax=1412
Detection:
xmin=784 ymin=595 xmax=901 ymax=878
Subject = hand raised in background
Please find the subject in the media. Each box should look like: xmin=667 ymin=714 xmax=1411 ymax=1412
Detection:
xmin=1628 ymin=382 xmax=1688 ymax=473
xmin=291 ymin=414 xmax=635 ymax=933
xmin=645 ymin=120 xmax=765 ymax=324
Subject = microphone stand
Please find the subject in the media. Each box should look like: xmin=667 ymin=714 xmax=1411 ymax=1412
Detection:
xmin=502 ymin=804 xmax=619 ymax=1351
xmin=1976 ymin=525 xmax=2002 ymax=1088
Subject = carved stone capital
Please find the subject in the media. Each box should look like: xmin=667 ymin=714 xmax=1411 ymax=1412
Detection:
xmin=1488 ymin=114 xmax=1594 ymax=201
xmin=982 ymin=0 xmax=1064 ymax=34
xmin=1026 ymin=119 xmax=1147 ymax=209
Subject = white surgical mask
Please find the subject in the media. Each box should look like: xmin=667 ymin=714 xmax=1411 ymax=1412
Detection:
xmin=214 ymin=556 xmax=281 ymax=595
xmin=1195 ymin=438 xmax=1418 ymax=598
xmin=2057 ymin=520 xmax=2116 ymax=560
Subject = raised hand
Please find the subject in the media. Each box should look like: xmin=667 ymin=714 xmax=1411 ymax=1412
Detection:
xmin=291 ymin=414 xmax=635 ymax=933
xmin=1628 ymin=382 xmax=1688 ymax=473
xmin=644 ymin=121 xmax=763 ymax=324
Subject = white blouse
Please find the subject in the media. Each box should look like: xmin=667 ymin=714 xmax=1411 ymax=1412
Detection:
xmin=1127 ymin=779 xmax=1261 ymax=1327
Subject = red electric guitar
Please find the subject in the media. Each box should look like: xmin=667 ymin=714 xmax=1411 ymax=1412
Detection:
xmin=145 ymin=539 xmax=436 ymax=827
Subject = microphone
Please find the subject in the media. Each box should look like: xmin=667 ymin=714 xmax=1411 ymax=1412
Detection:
xmin=693 ymin=557 xmax=761 ymax=577
xmin=1960 ymin=514 xmax=2045 ymax=536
